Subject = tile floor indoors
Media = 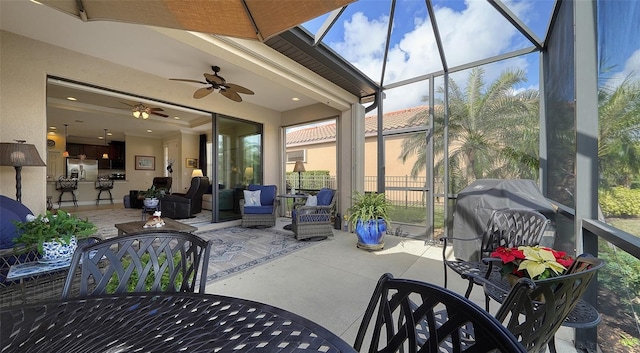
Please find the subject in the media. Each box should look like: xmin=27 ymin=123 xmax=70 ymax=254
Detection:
xmin=65 ymin=204 xmax=577 ymax=352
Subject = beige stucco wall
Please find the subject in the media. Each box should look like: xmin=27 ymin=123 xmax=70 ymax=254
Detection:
xmin=0 ymin=30 xmax=282 ymax=214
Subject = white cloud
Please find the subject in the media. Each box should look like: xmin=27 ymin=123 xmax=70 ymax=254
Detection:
xmin=329 ymin=0 xmax=536 ymax=111
xmin=605 ymin=49 xmax=640 ymax=88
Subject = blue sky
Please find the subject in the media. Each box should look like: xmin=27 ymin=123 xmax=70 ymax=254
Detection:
xmin=302 ymin=0 xmax=556 ymax=111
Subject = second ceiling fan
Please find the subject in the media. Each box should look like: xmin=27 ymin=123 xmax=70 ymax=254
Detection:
xmin=121 ymin=101 xmax=168 ymax=119
xmin=170 ymin=65 xmax=254 ymax=102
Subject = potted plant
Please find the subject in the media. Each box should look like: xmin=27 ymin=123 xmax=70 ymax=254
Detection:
xmin=345 ymin=191 xmax=393 ymax=251
xmin=491 ymin=246 xmax=575 ymax=283
xmin=13 ymin=210 xmax=97 ymax=262
xmin=140 ymin=185 xmax=163 ymax=208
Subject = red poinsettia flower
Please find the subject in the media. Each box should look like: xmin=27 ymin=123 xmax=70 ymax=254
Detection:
xmin=490 ymin=247 xmax=524 ymax=264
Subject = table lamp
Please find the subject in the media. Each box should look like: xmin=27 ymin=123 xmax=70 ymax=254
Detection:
xmin=0 ymin=141 xmax=46 ymax=203
xmin=293 ymin=160 xmax=305 ymax=193
xmin=192 ymin=168 xmax=203 ymax=178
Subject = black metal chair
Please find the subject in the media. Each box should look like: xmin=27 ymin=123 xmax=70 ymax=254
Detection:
xmin=468 ymin=254 xmax=605 ymax=353
xmin=61 ymin=230 xmax=212 ymax=298
xmin=95 ymin=175 xmax=114 ymax=205
xmin=442 ymin=208 xmax=549 ymax=298
xmin=353 ymin=273 xmax=527 ymax=353
xmin=56 ymin=177 xmax=78 ymax=207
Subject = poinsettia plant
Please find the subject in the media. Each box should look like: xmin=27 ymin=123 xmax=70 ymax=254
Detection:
xmin=491 ymin=246 xmax=575 ymax=280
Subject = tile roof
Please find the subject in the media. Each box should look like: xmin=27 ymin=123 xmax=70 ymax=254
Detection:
xmin=286 ymin=105 xmax=429 ymax=145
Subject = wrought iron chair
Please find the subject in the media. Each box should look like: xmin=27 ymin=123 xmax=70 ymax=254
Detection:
xmin=61 ymin=230 xmax=212 ymax=298
xmin=95 ymin=175 xmax=114 ymax=205
xmin=291 ymin=188 xmax=337 ymax=240
xmin=353 ymin=273 xmax=527 ymax=353
xmin=442 ymin=208 xmax=549 ymax=298
xmin=468 ymin=254 xmax=605 ymax=353
xmin=239 ymin=184 xmax=279 ymax=227
xmin=56 ymin=177 xmax=78 ymax=207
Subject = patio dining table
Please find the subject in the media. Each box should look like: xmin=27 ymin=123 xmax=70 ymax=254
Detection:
xmin=1 ymin=292 xmax=357 ymax=353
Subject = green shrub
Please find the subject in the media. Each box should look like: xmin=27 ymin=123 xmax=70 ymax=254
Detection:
xmin=106 ymin=252 xmax=188 ymax=293
xmin=599 ymin=187 xmax=640 ymax=217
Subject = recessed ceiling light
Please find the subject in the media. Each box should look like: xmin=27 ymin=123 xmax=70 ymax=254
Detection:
xmin=66 ymin=96 xmax=77 ymax=101
xmin=173 ymin=116 xmax=181 ymax=120
xmin=147 ymin=129 xmax=152 ymax=133
xmin=49 ymin=126 xmax=57 ymax=130
xmin=98 ymin=136 xmax=104 ymax=139
xmin=292 ymin=97 xmax=300 ymax=101
xmin=107 ymin=132 xmax=113 ymax=136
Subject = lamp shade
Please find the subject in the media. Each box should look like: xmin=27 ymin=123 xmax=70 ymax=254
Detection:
xmin=0 ymin=142 xmax=46 ymax=167
xmin=293 ymin=160 xmax=306 ymax=173
xmin=191 ymin=169 xmax=203 ymax=178
xmin=244 ymin=167 xmax=254 ymax=179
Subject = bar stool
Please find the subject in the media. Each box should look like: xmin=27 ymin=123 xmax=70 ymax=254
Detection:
xmin=56 ymin=177 xmax=78 ymax=207
xmin=95 ymin=175 xmax=114 ymax=205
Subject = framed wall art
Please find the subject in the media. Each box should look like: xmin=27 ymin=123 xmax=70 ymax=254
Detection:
xmin=186 ymin=158 xmax=198 ymax=168
xmin=135 ymin=155 xmax=155 ymax=170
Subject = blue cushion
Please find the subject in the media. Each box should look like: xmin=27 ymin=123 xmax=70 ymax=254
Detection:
xmin=316 ymin=188 xmax=334 ymax=206
xmin=0 ymin=195 xmax=33 ymax=249
xmin=248 ymin=184 xmax=276 ymax=206
xmin=244 ymin=205 xmax=274 ymax=214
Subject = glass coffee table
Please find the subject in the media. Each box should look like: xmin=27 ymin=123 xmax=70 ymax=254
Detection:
xmin=115 ymin=218 xmax=197 ymax=236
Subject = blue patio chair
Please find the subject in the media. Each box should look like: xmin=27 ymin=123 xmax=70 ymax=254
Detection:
xmin=291 ymin=188 xmax=336 ymax=241
xmin=240 ymin=184 xmax=279 ymax=227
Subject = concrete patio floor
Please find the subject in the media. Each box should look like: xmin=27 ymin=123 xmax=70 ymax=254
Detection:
xmin=205 ymin=217 xmax=578 ymax=353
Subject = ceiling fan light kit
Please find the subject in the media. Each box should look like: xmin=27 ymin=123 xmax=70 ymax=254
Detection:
xmin=122 ymin=102 xmax=168 ymax=119
xmin=171 ymin=65 xmax=254 ymax=102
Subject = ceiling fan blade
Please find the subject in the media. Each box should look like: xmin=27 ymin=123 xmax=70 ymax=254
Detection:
xmin=225 ymin=83 xmax=254 ymax=95
xmin=170 ymin=78 xmax=208 ymax=85
xmin=194 ymin=87 xmax=214 ymax=99
xmin=150 ymin=107 xmax=164 ymax=112
xmin=204 ymin=73 xmax=224 ymax=85
xmin=152 ymin=111 xmax=169 ymax=118
xmin=120 ymin=101 xmax=135 ymax=107
xmin=220 ymin=89 xmax=242 ymax=102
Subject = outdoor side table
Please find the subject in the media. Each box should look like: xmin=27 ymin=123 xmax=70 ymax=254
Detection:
xmin=277 ymin=194 xmax=308 ymax=217
xmin=1 ymin=292 xmax=358 ymax=353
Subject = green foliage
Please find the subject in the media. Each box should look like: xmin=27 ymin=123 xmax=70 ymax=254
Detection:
xmin=12 ymin=210 xmax=97 ymax=254
xmin=599 ymin=187 xmax=640 ymax=217
xmin=599 ymin=241 xmax=640 ymax=303
xmin=139 ymin=185 xmax=163 ymax=199
xmin=346 ymin=191 xmax=393 ymax=227
xmin=105 ymin=252 xmax=188 ymax=293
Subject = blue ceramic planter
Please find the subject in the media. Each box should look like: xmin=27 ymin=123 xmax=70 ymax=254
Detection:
xmin=355 ymin=219 xmax=386 ymax=250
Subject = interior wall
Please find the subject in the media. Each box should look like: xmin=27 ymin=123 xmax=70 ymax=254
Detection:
xmin=0 ymin=30 xmax=282 ymax=213
xmin=124 ymin=135 xmax=164 ymax=192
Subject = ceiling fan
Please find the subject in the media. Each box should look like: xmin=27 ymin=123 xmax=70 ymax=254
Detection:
xmin=120 ymin=102 xmax=168 ymax=119
xmin=170 ymin=65 xmax=254 ymax=102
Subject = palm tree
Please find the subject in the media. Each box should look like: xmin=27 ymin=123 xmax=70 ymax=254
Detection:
xmin=399 ymin=67 xmax=540 ymax=192
xmin=598 ymin=76 xmax=640 ymax=188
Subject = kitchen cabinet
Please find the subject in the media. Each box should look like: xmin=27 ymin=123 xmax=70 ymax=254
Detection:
xmin=65 ymin=142 xmax=125 ymax=170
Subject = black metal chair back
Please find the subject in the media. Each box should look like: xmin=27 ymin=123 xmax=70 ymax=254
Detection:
xmin=353 ymin=273 xmax=527 ymax=353
xmin=491 ymin=255 xmax=605 ymax=353
xmin=62 ymin=231 xmax=212 ymax=298
xmin=442 ymin=208 xmax=549 ymax=297
xmin=481 ymin=209 xmax=549 ymax=255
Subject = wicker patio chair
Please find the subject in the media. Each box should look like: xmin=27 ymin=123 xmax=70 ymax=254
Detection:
xmin=291 ymin=188 xmax=336 ymax=241
xmin=441 ymin=208 xmax=549 ymax=298
xmin=239 ymin=184 xmax=279 ymax=228
xmin=353 ymin=273 xmax=527 ymax=353
xmin=467 ymin=254 xmax=605 ymax=353
xmin=61 ymin=230 xmax=212 ymax=298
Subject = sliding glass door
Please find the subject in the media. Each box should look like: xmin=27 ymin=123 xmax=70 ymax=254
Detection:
xmin=214 ymin=115 xmax=263 ymax=222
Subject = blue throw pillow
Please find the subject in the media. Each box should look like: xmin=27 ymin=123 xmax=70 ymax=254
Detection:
xmin=316 ymin=188 xmax=334 ymax=206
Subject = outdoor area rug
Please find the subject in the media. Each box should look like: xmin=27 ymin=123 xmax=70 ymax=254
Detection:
xmin=73 ymin=208 xmax=214 ymax=239
xmin=197 ymin=226 xmax=317 ymax=283
xmin=71 ymin=209 xmax=318 ymax=283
